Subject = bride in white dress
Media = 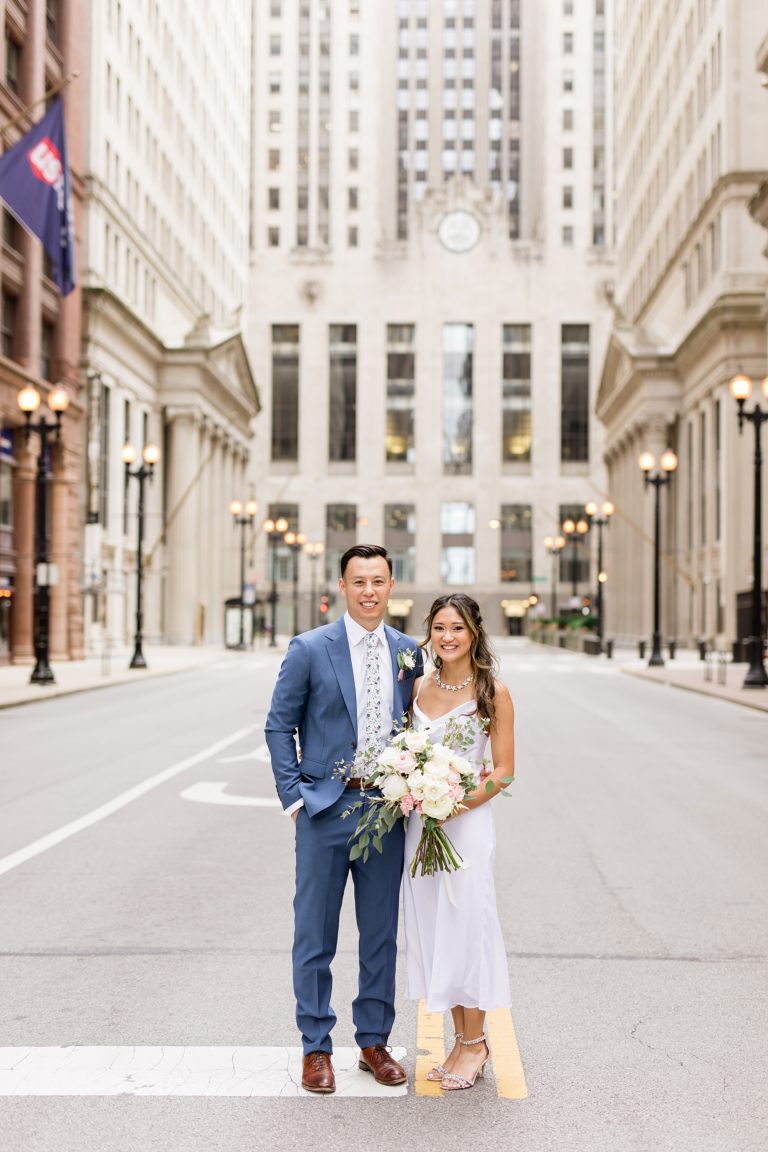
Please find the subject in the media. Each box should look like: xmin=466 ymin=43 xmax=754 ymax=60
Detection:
xmin=402 ymin=593 xmax=515 ymax=1091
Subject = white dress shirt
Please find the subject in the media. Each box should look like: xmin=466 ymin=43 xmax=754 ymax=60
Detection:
xmin=284 ymin=614 xmax=395 ymax=816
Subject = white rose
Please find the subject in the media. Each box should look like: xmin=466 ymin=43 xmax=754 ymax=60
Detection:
xmin=407 ymin=769 xmax=427 ymax=800
xmin=422 ymin=777 xmax=450 ymax=802
xmin=421 ymin=793 xmax=454 ymax=821
xmin=403 ymin=729 xmax=429 ymax=754
xmin=449 ymin=755 xmax=472 ymax=776
xmin=377 ymin=747 xmax=402 ymax=770
xmin=423 ymin=757 xmax=451 ymax=779
xmin=381 ymin=774 xmax=408 ymax=802
xmin=429 ymin=744 xmax=454 ymax=765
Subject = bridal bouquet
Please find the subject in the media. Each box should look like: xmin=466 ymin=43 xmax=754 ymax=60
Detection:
xmin=340 ymin=715 xmax=489 ymax=877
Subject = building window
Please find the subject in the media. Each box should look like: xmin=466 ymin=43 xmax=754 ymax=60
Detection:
xmin=1 ymin=292 xmax=16 ymax=359
xmin=563 ymin=109 xmax=574 ymax=131
xmin=0 ymin=457 xmax=12 ymax=529
xmin=386 ymin=323 xmax=415 ymax=464
xmin=329 ymin=325 xmax=357 ymax=463
xmin=270 ymin=35 xmax=281 ymax=56
xmin=40 ymin=320 xmax=55 ymax=381
xmin=348 ymin=225 xmax=358 ymax=247
xmin=714 ymin=397 xmax=721 ymax=542
xmin=443 ymin=323 xmax=473 ymax=475
xmin=385 ymin=504 xmax=416 ymax=582
xmin=502 ymin=324 xmax=532 ymax=464
xmin=271 ymin=324 xmax=299 ymax=462
xmin=268 ymin=187 xmax=280 ymax=210
xmin=562 ymin=225 xmax=574 ymax=246
xmin=268 ymin=226 xmax=280 ymax=247
xmin=268 ymin=149 xmax=281 ymax=172
xmin=499 ymin=505 xmax=533 ymax=582
xmin=325 ymin=503 xmax=357 ymax=582
xmin=46 ymin=0 xmax=59 ymax=44
xmin=563 ymin=186 xmax=573 ymax=209
xmin=5 ymin=35 xmax=20 ymax=95
xmin=563 ymin=147 xmax=573 ymax=169
xmin=560 ymin=325 xmax=589 ymax=463
xmin=349 ymin=148 xmax=359 ymax=172
xmin=348 ymin=187 xmax=359 ymax=211
xmin=700 ymin=410 xmax=706 ymax=546
xmin=563 ymin=32 xmax=573 ymax=53
xmin=269 ymin=71 xmax=281 ymax=95
xmin=441 ymin=502 xmax=475 ymax=585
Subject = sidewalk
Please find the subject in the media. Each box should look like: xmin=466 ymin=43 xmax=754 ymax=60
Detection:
xmin=0 ymin=641 xmax=284 ymax=710
xmin=620 ymin=653 xmax=768 ymax=714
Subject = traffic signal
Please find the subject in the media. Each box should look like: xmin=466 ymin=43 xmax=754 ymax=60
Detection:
xmin=319 ymin=593 xmax=330 ymax=615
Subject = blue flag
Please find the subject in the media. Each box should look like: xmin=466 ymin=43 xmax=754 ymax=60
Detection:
xmin=0 ymin=97 xmax=76 ymax=295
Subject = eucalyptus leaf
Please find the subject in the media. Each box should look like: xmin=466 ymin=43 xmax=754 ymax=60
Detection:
xmin=349 ymin=842 xmax=364 ymax=861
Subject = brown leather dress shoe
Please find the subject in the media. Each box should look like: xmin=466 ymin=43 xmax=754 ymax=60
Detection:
xmin=358 ymin=1045 xmax=407 ymax=1086
xmin=301 ymin=1051 xmax=335 ymax=1094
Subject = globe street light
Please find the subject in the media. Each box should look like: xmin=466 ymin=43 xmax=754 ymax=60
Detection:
xmin=729 ymin=372 xmax=768 ymax=687
xmin=303 ymin=541 xmax=327 ymax=626
xmin=543 ymin=534 xmax=566 ymax=617
xmin=584 ymin=500 xmax=615 ymax=651
xmin=561 ymin=516 xmax=590 ymax=600
xmin=283 ymin=530 xmax=307 ymax=637
xmin=304 ymin=542 xmax=325 ymax=628
xmin=262 ymin=516 xmax=288 ymax=647
xmin=639 ymin=448 xmax=678 ymax=668
xmin=229 ymin=498 xmax=259 ymax=650
xmin=122 ymin=440 xmax=161 ymax=669
xmin=17 ymin=383 xmax=70 ymax=685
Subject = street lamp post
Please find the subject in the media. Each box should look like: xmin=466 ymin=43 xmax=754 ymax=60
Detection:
xmin=283 ymin=530 xmax=307 ymax=637
xmin=122 ymin=440 xmax=161 ymax=669
xmin=229 ymin=498 xmax=259 ymax=650
xmin=543 ymin=534 xmax=566 ymax=618
xmin=639 ymin=448 xmax=679 ymax=668
xmin=561 ymin=516 xmax=590 ymax=600
xmin=17 ymin=383 xmax=70 ymax=685
xmin=729 ymin=372 xmax=768 ymax=687
xmin=304 ymin=542 xmax=325 ymax=629
xmin=584 ymin=500 xmax=615 ymax=651
xmin=262 ymin=516 xmax=288 ymax=647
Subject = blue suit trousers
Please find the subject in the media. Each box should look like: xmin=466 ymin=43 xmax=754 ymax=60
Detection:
xmin=292 ymin=792 xmax=405 ymax=1055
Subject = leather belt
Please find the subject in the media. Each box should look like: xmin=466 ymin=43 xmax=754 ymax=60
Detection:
xmin=344 ymin=778 xmax=376 ymax=790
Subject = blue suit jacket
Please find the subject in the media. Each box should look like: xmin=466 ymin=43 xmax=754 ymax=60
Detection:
xmin=265 ymin=617 xmax=424 ymax=817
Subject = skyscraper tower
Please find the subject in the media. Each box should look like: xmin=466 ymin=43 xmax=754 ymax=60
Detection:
xmin=249 ymin=0 xmax=615 ymax=635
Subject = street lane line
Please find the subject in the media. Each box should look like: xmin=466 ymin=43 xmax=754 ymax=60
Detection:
xmin=415 ymin=1000 xmax=445 ymax=1097
xmin=180 ymin=781 xmax=281 ymax=808
xmin=0 ymin=1046 xmax=407 ymax=1097
xmin=486 ymin=1007 xmax=528 ymax=1099
xmin=0 ymin=728 xmax=255 ymax=879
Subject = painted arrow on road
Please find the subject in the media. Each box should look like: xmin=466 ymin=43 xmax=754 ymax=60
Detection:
xmin=180 ymin=782 xmax=281 ymax=808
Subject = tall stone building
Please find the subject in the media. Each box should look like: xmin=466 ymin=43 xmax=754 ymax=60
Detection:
xmin=0 ymin=0 xmax=84 ymax=667
xmin=81 ymin=0 xmax=260 ymax=650
xmin=248 ymin=0 xmax=615 ymax=636
xmin=598 ymin=0 xmax=768 ymax=649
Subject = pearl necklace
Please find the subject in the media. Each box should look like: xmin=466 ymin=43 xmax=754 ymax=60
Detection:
xmin=435 ymin=668 xmax=473 ymax=692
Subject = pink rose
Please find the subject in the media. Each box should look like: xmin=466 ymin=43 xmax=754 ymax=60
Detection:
xmin=400 ymin=793 xmax=415 ymax=816
xmin=448 ymin=769 xmax=461 ymax=784
xmin=448 ymin=783 xmax=463 ymax=801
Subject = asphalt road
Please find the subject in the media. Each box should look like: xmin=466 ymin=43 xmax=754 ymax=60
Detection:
xmin=1 ymin=640 xmax=766 ymax=1152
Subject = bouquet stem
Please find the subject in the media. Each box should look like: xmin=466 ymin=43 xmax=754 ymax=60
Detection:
xmin=409 ymin=825 xmax=464 ymax=877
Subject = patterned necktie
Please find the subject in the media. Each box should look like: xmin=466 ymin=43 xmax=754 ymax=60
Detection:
xmin=364 ymin=631 xmax=382 ymax=759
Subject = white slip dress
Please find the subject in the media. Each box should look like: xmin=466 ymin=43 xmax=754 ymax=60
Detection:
xmin=402 ymin=693 xmax=512 ymax=1014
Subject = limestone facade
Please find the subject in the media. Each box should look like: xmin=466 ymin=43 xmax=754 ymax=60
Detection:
xmin=597 ymin=0 xmax=768 ymax=648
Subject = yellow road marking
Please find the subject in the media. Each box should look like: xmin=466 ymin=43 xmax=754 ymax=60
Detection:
xmin=415 ymin=1002 xmax=527 ymax=1099
xmin=415 ymin=1001 xmax=445 ymax=1097
xmin=486 ymin=1007 xmax=528 ymax=1099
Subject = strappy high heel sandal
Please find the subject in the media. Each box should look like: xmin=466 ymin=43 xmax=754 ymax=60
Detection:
xmin=440 ymin=1032 xmax=491 ymax=1091
xmin=425 ymin=1032 xmax=463 ymax=1082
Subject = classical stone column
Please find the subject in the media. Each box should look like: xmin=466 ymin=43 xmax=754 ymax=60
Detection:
xmin=206 ymin=426 xmax=226 ymax=643
xmin=164 ymin=408 xmax=202 ymax=644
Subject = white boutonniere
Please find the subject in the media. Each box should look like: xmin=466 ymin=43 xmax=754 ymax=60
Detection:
xmin=397 ymin=648 xmax=417 ymax=681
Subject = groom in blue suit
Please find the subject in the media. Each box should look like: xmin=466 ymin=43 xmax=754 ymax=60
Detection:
xmin=265 ymin=544 xmax=423 ymax=1094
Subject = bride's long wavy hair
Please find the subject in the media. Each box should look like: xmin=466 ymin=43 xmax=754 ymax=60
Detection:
xmin=421 ymin=593 xmax=499 ymax=725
